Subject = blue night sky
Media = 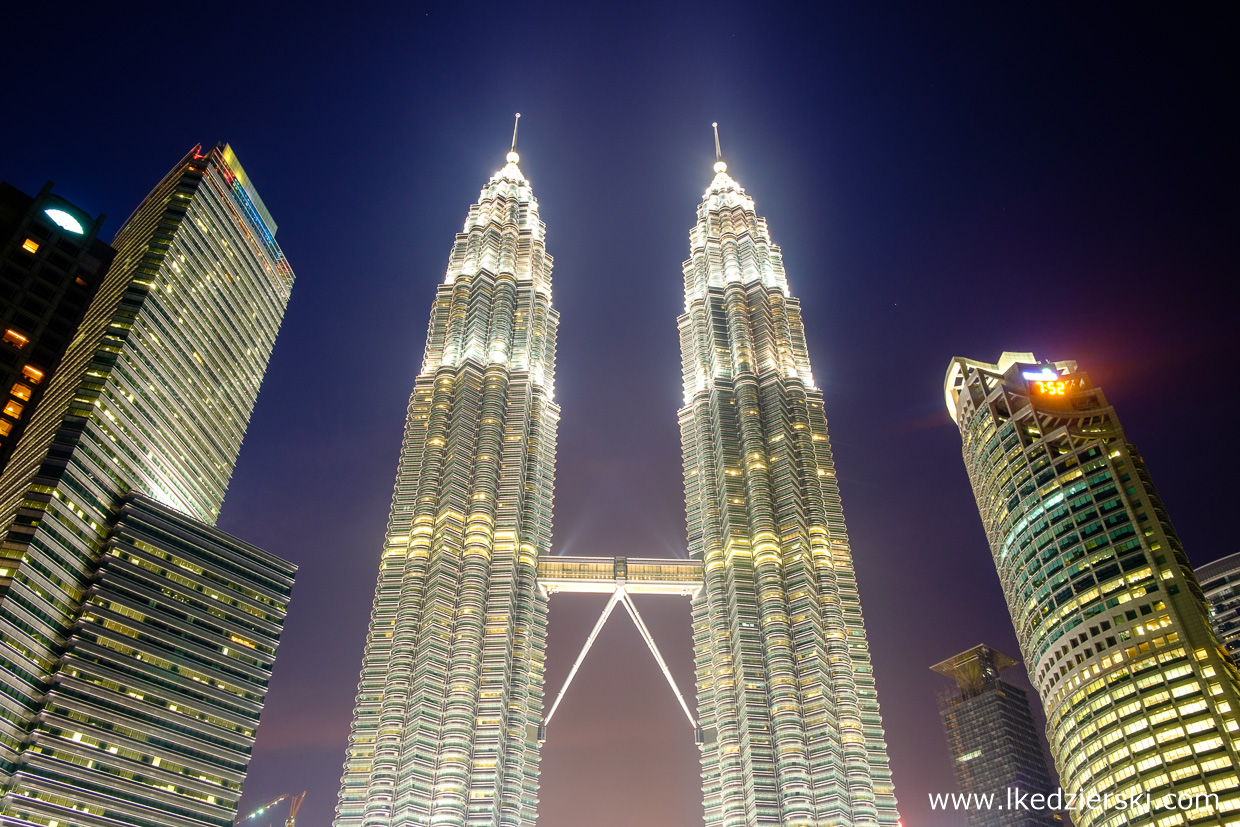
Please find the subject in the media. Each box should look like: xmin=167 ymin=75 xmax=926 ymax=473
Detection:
xmin=3 ymin=3 xmax=1236 ymax=825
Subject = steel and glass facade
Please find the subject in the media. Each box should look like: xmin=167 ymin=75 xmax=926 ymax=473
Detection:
xmin=4 ymin=494 xmax=294 ymax=826
xmin=945 ymin=352 xmax=1240 ymax=827
xmin=678 ymin=160 xmax=898 ymax=826
xmin=932 ymin=644 xmax=1059 ymax=827
xmin=0 ymin=143 xmax=296 ymax=826
xmin=336 ymin=149 xmax=556 ymax=827
xmin=1197 ymin=553 xmax=1240 ymax=666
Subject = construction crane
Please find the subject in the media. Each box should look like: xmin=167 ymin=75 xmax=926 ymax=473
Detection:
xmin=233 ymin=791 xmax=306 ymax=827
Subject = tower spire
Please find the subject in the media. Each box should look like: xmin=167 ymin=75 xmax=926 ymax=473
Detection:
xmin=507 ymin=113 xmax=521 ymax=164
xmin=711 ymin=122 xmax=726 ymax=173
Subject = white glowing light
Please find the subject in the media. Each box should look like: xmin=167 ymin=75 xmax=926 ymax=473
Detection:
xmin=44 ymin=208 xmax=84 ymax=234
xmin=1021 ymin=368 xmax=1057 ymax=381
xmin=507 ymin=151 xmax=520 ymax=164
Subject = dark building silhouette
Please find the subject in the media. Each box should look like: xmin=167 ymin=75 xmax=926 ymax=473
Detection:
xmin=933 ymin=645 xmax=1061 ymax=827
xmin=0 ymin=182 xmax=113 ymax=473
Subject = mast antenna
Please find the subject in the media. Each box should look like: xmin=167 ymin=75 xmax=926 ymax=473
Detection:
xmin=712 ymin=122 xmax=722 ymax=161
xmin=511 ymin=113 xmax=521 ymax=152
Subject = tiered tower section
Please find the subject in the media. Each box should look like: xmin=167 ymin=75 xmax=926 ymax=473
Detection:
xmin=945 ymin=353 xmax=1240 ymax=827
xmin=336 ymin=148 xmax=557 ymax=827
xmin=678 ymin=158 xmax=898 ymax=826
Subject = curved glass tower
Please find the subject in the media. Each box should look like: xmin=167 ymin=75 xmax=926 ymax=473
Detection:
xmin=678 ymin=155 xmax=899 ymax=826
xmin=335 ymin=145 xmax=557 ymax=827
xmin=945 ymin=352 xmax=1240 ymax=826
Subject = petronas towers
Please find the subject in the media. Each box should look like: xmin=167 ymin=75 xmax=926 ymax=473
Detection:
xmin=335 ymin=129 xmax=897 ymax=827
xmin=337 ymin=146 xmax=555 ymax=826
xmin=681 ymin=158 xmax=897 ymax=826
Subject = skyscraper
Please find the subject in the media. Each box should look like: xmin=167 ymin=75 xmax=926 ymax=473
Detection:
xmin=931 ymin=644 xmax=1059 ymax=827
xmin=944 ymin=352 xmax=1240 ymax=826
xmin=0 ymin=143 xmax=297 ymax=827
xmin=336 ymin=134 xmax=556 ymax=827
xmin=1197 ymin=553 xmax=1240 ymax=664
xmin=0 ymin=181 xmax=114 ymax=474
xmin=336 ymin=127 xmax=900 ymax=827
xmin=679 ymin=141 xmax=899 ymax=826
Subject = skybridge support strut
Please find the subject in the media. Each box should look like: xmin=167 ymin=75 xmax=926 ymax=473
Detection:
xmin=543 ymin=589 xmax=622 ymax=726
xmin=618 ymin=591 xmax=696 ymax=728
xmin=542 ymin=585 xmax=696 ymax=731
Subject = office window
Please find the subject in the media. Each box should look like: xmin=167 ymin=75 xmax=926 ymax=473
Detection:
xmin=2 ymin=329 xmax=29 ymax=348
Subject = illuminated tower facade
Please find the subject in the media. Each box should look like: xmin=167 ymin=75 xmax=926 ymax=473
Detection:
xmin=335 ymin=136 xmax=556 ymax=827
xmin=0 ymin=144 xmax=296 ymax=827
xmin=678 ymin=146 xmax=899 ymax=826
xmin=945 ymin=353 xmax=1240 ymax=826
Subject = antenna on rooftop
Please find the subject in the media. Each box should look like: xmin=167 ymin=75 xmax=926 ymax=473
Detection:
xmin=712 ymin=122 xmax=727 ymax=173
xmin=506 ymin=114 xmax=522 ymax=165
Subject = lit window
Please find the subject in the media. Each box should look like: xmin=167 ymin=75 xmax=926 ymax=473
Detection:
xmin=20 ymin=365 xmax=43 ymax=384
xmin=3 ymin=400 xmax=23 ymax=419
xmin=0 ymin=421 xmax=10 ymax=436
xmin=21 ymin=238 xmax=39 ymax=254
xmin=2 ymin=329 xmax=29 ymax=349
xmin=10 ymin=384 xmax=31 ymax=401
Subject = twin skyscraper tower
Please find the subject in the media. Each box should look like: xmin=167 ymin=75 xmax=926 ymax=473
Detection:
xmin=334 ymin=126 xmax=900 ymax=827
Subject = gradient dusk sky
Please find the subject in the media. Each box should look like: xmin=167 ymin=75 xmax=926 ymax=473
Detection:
xmin=3 ymin=3 xmax=1236 ymax=825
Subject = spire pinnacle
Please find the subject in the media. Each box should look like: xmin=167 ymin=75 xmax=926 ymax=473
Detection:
xmin=507 ymin=113 xmax=521 ymax=164
xmin=712 ymin=122 xmax=727 ymax=174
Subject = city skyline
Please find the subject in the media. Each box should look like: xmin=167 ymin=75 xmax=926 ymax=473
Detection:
xmin=2 ymin=4 xmax=1235 ymax=826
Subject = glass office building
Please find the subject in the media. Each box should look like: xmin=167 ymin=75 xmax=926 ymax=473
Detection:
xmin=0 ymin=144 xmax=296 ymax=827
xmin=679 ymin=155 xmax=898 ymax=826
xmin=932 ymin=644 xmax=1060 ymax=827
xmin=335 ymin=145 xmax=556 ymax=827
xmin=944 ymin=352 xmax=1240 ymax=826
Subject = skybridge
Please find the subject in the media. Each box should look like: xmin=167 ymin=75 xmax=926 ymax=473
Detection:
xmin=535 ymin=556 xmax=704 ymax=735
